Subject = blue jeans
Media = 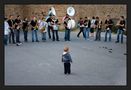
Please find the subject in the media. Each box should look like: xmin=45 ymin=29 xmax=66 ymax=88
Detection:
xmin=95 ymin=29 xmax=101 ymax=41
xmin=83 ymin=27 xmax=90 ymax=39
xmin=15 ymin=30 xmax=21 ymax=43
xmin=116 ymin=29 xmax=124 ymax=43
xmin=65 ymin=29 xmax=71 ymax=41
xmin=32 ymin=30 xmax=39 ymax=42
xmin=4 ymin=35 xmax=9 ymax=45
xmin=105 ymin=29 xmax=112 ymax=42
xmin=42 ymin=32 xmax=46 ymax=41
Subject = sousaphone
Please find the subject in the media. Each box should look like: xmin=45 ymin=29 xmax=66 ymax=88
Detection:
xmin=67 ymin=6 xmax=76 ymax=29
xmin=67 ymin=6 xmax=75 ymax=16
xmin=46 ymin=7 xmax=56 ymax=21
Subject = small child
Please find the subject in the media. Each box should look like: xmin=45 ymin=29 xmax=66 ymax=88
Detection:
xmin=62 ymin=47 xmax=72 ymax=75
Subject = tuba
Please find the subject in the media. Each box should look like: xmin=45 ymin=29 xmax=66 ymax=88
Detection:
xmin=66 ymin=6 xmax=76 ymax=29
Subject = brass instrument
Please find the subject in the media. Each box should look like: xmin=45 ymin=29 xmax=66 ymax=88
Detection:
xmin=40 ymin=27 xmax=46 ymax=33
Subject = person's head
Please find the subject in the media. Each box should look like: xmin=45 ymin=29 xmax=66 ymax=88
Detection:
xmin=17 ymin=15 xmax=21 ymax=19
xmin=107 ymin=15 xmax=111 ymax=19
xmin=33 ymin=16 xmax=36 ymax=20
xmin=120 ymin=16 xmax=124 ymax=20
xmin=9 ymin=15 xmax=13 ymax=20
xmin=80 ymin=17 xmax=83 ymax=20
xmin=52 ymin=15 xmax=55 ymax=19
xmin=96 ymin=16 xmax=99 ymax=20
xmin=92 ymin=16 xmax=95 ymax=19
xmin=66 ymin=14 xmax=69 ymax=18
xmin=64 ymin=47 xmax=69 ymax=52
xmin=4 ymin=18 xmax=8 ymax=21
xmin=24 ymin=17 xmax=27 ymax=21
xmin=88 ymin=17 xmax=90 ymax=20
xmin=85 ymin=17 xmax=87 ymax=20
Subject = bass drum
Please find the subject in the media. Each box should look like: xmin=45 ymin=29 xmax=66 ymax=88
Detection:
xmin=67 ymin=19 xmax=76 ymax=29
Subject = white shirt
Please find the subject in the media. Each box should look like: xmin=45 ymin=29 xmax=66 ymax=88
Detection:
xmin=91 ymin=19 xmax=96 ymax=28
xmin=38 ymin=20 xmax=48 ymax=32
xmin=4 ymin=21 xmax=10 ymax=35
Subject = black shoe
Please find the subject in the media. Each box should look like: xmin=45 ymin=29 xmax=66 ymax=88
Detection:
xmin=32 ymin=40 xmax=34 ymax=42
xmin=13 ymin=42 xmax=16 ymax=44
xmin=57 ymin=40 xmax=60 ymax=41
xmin=36 ymin=40 xmax=39 ymax=42
xmin=115 ymin=41 xmax=119 ymax=43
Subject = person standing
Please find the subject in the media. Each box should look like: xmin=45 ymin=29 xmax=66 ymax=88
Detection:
xmin=30 ymin=16 xmax=39 ymax=42
xmin=83 ymin=17 xmax=91 ymax=40
xmin=4 ymin=18 xmax=10 ymax=45
xmin=22 ymin=17 xmax=29 ymax=42
xmin=62 ymin=46 xmax=72 ymax=75
xmin=46 ymin=15 xmax=53 ymax=39
xmin=95 ymin=17 xmax=102 ymax=41
xmin=51 ymin=15 xmax=60 ymax=41
xmin=63 ymin=14 xmax=71 ymax=41
xmin=90 ymin=16 xmax=96 ymax=37
xmin=77 ymin=18 xmax=85 ymax=38
xmin=7 ymin=15 xmax=15 ymax=44
xmin=104 ymin=15 xmax=113 ymax=42
xmin=14 ymin=15 xmax=22 ymax=46
xmin=38 ymin=16 xmax=48 ymax=42
xmin=115 ymin=16 xmax=126 ymax=44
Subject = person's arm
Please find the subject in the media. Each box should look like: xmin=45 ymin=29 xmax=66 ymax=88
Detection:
xmin=68 ymin=53 xmax=72 ymax=62
xmin=62 ymin=55 xmax=64 ymax=62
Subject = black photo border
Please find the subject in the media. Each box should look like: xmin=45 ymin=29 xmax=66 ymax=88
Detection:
xmin=0 ymin=0 xmax=130 ymax=90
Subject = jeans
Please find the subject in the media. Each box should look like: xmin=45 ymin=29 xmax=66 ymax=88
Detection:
xmin=9 ymin=28 xmax=15 ymax=43
xmin=65 ymin=29 xmax=71 ymax=41
xmin=105 ymin=29 xmax=112 ymax=42
xmin=52 ymin=30 xmax=59 ymax=41
xmin=95 ymin=29 xmax=101 ymax=41
xmin=47 ymin=26 xmax=52 ymax=39
xmin=32 ymin=29 xmax=39 ymax=42
xmin=15 ymin=30 xmax=21 ymax=43
xmin=41 ymin=32 xmax=46 ymax=41
xmin=116 ymin=29 xmax=124 ymax=43
xmin=83 ymin=27 xmax=90 ymax=39
xmin=4 ymin=35 xmax=9 ymax=45
xmin=23 ymin=29 xmax=28 ymax=42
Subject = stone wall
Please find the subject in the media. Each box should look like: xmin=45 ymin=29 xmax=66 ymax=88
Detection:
xmin=5 ymin=4 xmax=127 ymax=29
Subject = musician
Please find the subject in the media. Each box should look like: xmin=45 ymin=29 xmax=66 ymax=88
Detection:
xmin=14 ymin=15 xmax=22 ymax=46
xmin=77 ymin=18 xmax=85 ymax=38
xmin=38 ymin=16 xmax=48 ymax=41
xmin=51 ymin=15 xmax=60 ymax=41
xmin=7 ymin=15 xmax=15 ymax=44
xmin=83 ymin=17 xmax=91 ymax=40
xmin=90 ymin=16 xmax=96 ymax=37
xmin=30 ymin=16 xmax=39 ymax=42
xmin=4 ymin=18 xmax=10 ymax=45
xmin=22 ymin=17 xmax=29 ymax=42
xmin=94 ymin=16 xmax=102 ymax=41
xmin=63 ymin=14 xmax=71 ymax=41
xmin=115 ymin=16 xmax=126 ymax=43
xmin=104 ymin=15 xmax=113 ymax=42
xmin=46 ymin=14 xmax=53 ymax=39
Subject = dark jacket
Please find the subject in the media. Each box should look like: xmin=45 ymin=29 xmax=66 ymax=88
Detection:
xmin=62 ymin=52 xmax=72 ymax=63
